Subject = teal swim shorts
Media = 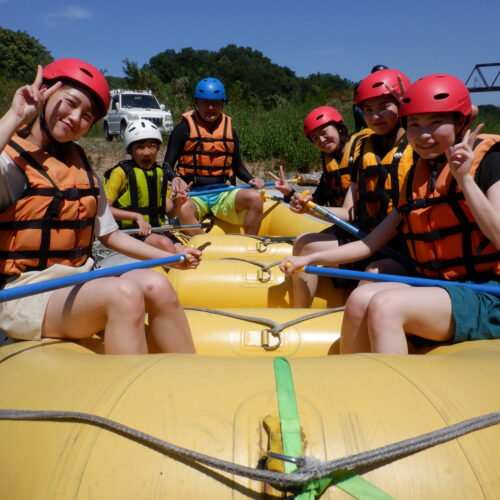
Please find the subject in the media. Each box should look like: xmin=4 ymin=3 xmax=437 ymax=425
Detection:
xmin=438 ymin=280 xmax=500 ymax=343
xmin=191 ymin=188 xmax=246 ymax=226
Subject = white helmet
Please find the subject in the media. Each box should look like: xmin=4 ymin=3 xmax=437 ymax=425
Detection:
xmin=124 ymin=119 xmax=162 ymax=151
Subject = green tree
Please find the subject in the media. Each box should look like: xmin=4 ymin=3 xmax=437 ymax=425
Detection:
xmin=0 ymin=27 xmax=52 ymax=83
xmin=147 ymin=44 xmax=353 ymax=108
xmin=122 ymin=59 xmax=164 ymax=95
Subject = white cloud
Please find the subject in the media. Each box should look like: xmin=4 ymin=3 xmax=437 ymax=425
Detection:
xmin=45 ymin=6 xmax=91 ymax=26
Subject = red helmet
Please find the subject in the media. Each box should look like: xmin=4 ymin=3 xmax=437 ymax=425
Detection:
xmin=354 ymin=69 xmax=410 ymax=107
xmin=303 ymin=106 xmax=343 ymax=137
xmin=399 ymin=74 xmax=472 ymax=119
xmin=43 ymin=58 xmax=110 ymax=119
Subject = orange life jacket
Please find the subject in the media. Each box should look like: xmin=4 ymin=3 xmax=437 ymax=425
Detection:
xmin=176 ymin=111 xmax=235 ymax=180
xmin=354 ymin=133 xmax=414 ymax=232
xmin=318 ymin=153 xmax=350 ymax=207
xmin=398 ymin=134 xmax=500 ymax=281
xmin=0 ymin=135 xmax=99 ymax=275
xmin=319 ymin=130 xmax=372 ymax=207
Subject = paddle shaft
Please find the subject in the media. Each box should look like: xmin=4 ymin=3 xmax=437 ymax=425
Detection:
xmin=304 ymin=265 xmax=500 ymax=297
xmin=122 ymin=223 xmax=210 ymax=235
xmin=187 ymin=181 xmax=276 ymax=198
xmin=305 ymin=199 xmax=414 ymax=269
xmin=0 ymin=254 xmax=186 ymax=303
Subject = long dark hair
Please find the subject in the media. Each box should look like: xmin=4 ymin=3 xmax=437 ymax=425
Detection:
xmin=330 ymin=121 xmax=350 ymax=161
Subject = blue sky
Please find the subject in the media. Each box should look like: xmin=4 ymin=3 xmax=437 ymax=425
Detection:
xmin=2 ymin=0 xmax=499 ymax=106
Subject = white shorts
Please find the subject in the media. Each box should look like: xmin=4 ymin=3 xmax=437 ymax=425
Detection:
xmin=0 ymin=259 xmax=95 ymax=341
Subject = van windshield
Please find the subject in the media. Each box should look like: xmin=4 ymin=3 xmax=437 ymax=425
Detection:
xmin=121 ymin=94 xmax=160 ymax=109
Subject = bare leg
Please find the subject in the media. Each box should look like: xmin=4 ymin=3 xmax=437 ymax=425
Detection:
xmin=234 ymin=189 xmax=263 ymax=235
xmin=123 ymin=270 xmax=195 ymax=353
xmin=144 ymin=233 xmax=178 ymax=253
xmin=291 ymin=232 xmax=339 ymax=307
xmin=340 ymin=282 xmax=410 ymax=354
xmin=42 ymin=269 xmax=195 ymax=354
xmin=173 ymin=198 xmax=204 ymax=236
xmin=42 ymin=274 xmax=149 ymax=354
xmin=366 ymin=286 xmax=454 ymax=354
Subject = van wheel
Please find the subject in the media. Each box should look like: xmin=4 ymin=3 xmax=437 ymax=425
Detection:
xmin=103 ymin=123 xmax=113 ymax=142
xmin=120 ymin=122 xmax=127 ymax=141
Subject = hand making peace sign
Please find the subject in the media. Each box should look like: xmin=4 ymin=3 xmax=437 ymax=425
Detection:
xmin=447 ymin=123 xmax=484 ymax=181
xmin=10 ymin=65 xmax=62 ymax=125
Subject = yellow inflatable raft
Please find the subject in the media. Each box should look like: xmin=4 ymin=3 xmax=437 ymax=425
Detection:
xmin=183 ymin=199 xmax=329 ymax=260
xmin=2 ymin=197 xmax=500 ymax=498
xmin=0 ymin=339 xmax=499 ymax=499
xmin=100 ymin=198 xmax=343 ymax=309
xmin=163 ymin=259 xmax=349 ymax=309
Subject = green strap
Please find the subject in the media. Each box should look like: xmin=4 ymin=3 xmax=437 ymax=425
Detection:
xmin=273 ymin=357 xmax=395 ymax=500
xmin=273 ymin=357 xmax=302 ymax=474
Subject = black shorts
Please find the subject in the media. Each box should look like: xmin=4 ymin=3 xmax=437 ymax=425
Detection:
xmin=319 ymin=225 xmax=411 ymax=287
xmin=132 ymin=231 xmax=180 ymax=244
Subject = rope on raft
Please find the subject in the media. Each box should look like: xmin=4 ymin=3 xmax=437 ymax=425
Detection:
xmin=0 ymin=409 xmax=498 ymax=487
xmin=183 ymin=306 xmax=344 ymax=335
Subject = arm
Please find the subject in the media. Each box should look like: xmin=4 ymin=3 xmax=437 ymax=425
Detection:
xmin=0 ymin=65 xmax=61 ymax=153
xmin=162 ymin=123 xmax=186 ymax=180
xmin=232 ymin=129 xmax=264 ymax=187
xmin=163 ymin=123 xmax=191 ymax=199
xmin=450 ymin=127 xmax=500 ymax=248
xmin=108 ymin=202 xmax=152 ymax=236
xmin=289 ymin=182 xmax=356 ymax=222
xmin=280 ymin=209 xmax=400 ymax=273
xmin=103 ymin=168 xmax=152 ymax=235
xmin=98 ymin=229 xmax=201 ymax=270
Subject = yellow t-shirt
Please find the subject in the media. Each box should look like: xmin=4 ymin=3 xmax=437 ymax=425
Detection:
xmin=103 ymin=167 xmax=128 ymax=203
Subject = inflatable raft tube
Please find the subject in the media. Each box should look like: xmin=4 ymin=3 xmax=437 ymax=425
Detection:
xmin=0 ymin=340 xmax=499 ymax=499
xmin=77 ymin=307 xmax=343 ymax=357
xmin=205 ymin=199 xmax=329 ymax=236
xmin=181 ymin=199 xmax=329 ymax=259
xmin=162 ymin=258 xmax=350 ymax=309
xmin=97 ymin=254 xmax=349 ymax=309
xmin=100 ymin=254 xmax=351 ymax=309
xmin=187 ymin=233 xmax=294 ymax=260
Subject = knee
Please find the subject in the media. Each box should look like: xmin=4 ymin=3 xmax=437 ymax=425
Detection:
xmin=246 ymin=191 xmax=263 ymax=210
xmin=156 ymin=237 xmax=176 ymax=253
xmin=364 ymin=261 xmax=380 ymax=274
xmin=109 ymin=279 xmax=145 ymax=322
xmin=178 ymin=200 xmax=198 ymax=218
xmin=238 ymin=190 xmax=263 ymax=211
xmin=293 ymin=233 xmax=314 ymax=255
xmin=146 ymin=235 xmax=175 ymax=253
xmin=344 ymin=286 xmax=375 ymax=322
xmin=365 ymin=291 xmax=396 ymax=335
xmin=141 ymin=271 xmax=180 ymax=309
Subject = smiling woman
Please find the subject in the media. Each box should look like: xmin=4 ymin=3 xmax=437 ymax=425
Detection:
xmin=0 ymin=58 xmax=201 ymax=354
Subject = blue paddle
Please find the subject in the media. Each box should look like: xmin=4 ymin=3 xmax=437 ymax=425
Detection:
xmin=0 ymin=254 xmax=186 ymax=303
xmin=187 ymin=181 xmax=277 ymax=198
xmin=298 ymin=190 xmax=415 ymax=270
xmin=303 ymin=266 xmax=500 ymax=296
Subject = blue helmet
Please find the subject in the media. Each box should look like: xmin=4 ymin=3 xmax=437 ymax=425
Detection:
xmin=194 ymin=78 xmax=226 ymax=100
